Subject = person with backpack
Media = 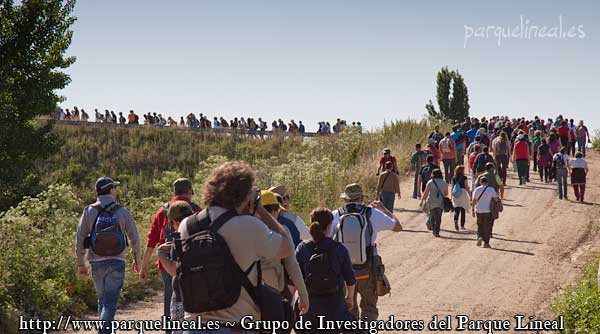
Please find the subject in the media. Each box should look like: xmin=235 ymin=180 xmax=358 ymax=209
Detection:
xmin=155 ymin=201 xmax=196 ymax=334
xmin=451 ymin=166 xmax=471 ymax=231
xmin=376 ymin=161 xmax=401 ymax=213
xmin=472 ymin=177 xmax=498 ymax=249
xmin=419 ymin=169 xmax=448 ymax=237
xmin=451 ymin=126 xmax=466 ymax=165
xmin=377 ymin=148 xmax=398 ymax=175
xmin=76 ymin=177 xmax=141 ymax=334
xmin=512 ymin=134 xmax=531 ymax=185
xmin=426 ymin=141 xmax=441 ymax=165
xmin=491 ymin=131 xmax=511 ymax=185
xmin=439 ymin=132 xmax=457 ymax=183
xmin=295 ymin=208 xmax=356 ymax=332
xmin=530 ymin=130 xmax=543 ymax=173
xmin=270 ymin=185 xmax=311 ymax=241
xmin=553 ymin=146 xmax=571 ymax=200
xmin=139 ymin=178 xmax=201 ymax=333
xmin=569 ymin=152 xmax=589 ymax=203
xmin=410 ymin=143 xmax=429 ymax=199
xmin=176 ymin=161 xmax=294 ymax=334
xmin=258 ymin=190 xmax=309 ymax=317
xmin=417 ymin=155 xmax=440 ymax=199
xmin=473 ymin=146 xmax=495 ymax=180
xmin=428 ymin=125 xmax=443 ymax=146
xmin=330 ymin=183 xmax=402 ymax=321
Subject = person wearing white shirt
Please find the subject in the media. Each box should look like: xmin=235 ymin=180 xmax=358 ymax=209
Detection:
xmin=472 ymin=177 xmax=498 ymax=249
xmin=328 ymin=183 xmax=402 ymax=321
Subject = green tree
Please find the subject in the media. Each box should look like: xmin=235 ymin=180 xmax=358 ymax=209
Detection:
xmin=0 ymin=0 xmax=76 ymax=211
xmin=436 ymin=66 xmax=452 ymax=119
xmin=427 ymin=67 xmax=470 ymax=122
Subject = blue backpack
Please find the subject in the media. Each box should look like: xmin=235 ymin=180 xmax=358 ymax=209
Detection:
xmin=90 ymin=202 xmax=128 ymax=256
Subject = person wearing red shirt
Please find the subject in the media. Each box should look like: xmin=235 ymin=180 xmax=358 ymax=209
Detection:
xmin=512 ymin=134 xmax=531 ymax=185
xmin=377 ymin=148 xmax=398 ymax=175
xmin=139 ymin=178 xmax=201 ymax=334
xmin=557 ymin=120 xmax=570 ymax=148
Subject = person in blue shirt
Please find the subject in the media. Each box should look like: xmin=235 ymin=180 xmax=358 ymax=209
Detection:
xmin=451 ymin=126 xmax=466 ymax=165
xmin=295 ymin=208 xmax=356 ymax=331
xmin=466 ymin=123 xmax=479 ymax=144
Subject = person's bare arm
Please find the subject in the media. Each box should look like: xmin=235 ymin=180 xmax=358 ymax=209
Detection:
xmin=255 ymin=205 xmax=293 ymax=258
xmin=156 ymin=243 xmax=176 ymax=276
xmin=372 ymin=201 xmax=402 ymax=232
xmin=345 ymin=284 xmax=355 ymax=309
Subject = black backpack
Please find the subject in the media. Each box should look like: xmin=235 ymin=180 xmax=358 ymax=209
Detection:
xmin=174 ymin=209 xmax=251 ymax=313
xmin=475 ymin=154 xmax=490 ymax=173
xmin=305 ymin=242 xmax=339 ymax=296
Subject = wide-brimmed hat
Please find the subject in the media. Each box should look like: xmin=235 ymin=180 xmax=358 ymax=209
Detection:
xmin=340 ymin=183 xmax=364 ymax=200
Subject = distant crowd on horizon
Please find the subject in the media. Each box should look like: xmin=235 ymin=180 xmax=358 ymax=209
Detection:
xmin=48 ymin=106 xmax=364 ymax=135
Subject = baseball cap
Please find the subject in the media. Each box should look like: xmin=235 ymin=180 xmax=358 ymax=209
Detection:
xmin=95 ymin=177 xmax=120 ymax=193
xmin=167 ymin=201 xmax=194 ymax=223
xmin=173 ymin=178 xmax=193 ymax=195
xmin=260 ymin=190 xmax=285 ymax=211
xmin=382 ymin=148 xmax=391 ymax=154
xmin=517 ymin=134 xmax=525 ymax=140
xmin=340 ymin=183 xmax=364 ymax=201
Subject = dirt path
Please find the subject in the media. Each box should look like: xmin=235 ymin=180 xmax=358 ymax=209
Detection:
xmin=68 ymin=151 xmax=600 ymax=334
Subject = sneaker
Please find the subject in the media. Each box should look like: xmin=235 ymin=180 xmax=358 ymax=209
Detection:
xmin=461 ymin=225 xmax=466 ymax=230
xmin=483 ymin=243 xmax=492 ymax=248
xmin=477 ymin=239 xmax=483 ymax=247
xmin=426 ymin=222 xmax=433 ymax=231
xmin=454 ymin=221 xmax=459 ymax=231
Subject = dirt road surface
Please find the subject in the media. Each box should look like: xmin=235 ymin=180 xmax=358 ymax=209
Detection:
xmin=64 ymin=151 xmax=600 ymax=334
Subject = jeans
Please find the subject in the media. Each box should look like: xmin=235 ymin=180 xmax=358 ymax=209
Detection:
xmin=556 ymin=168 xmax=568 ymax=199
xmin=413 ymin=172 xmax=419 ymax=198
xmin=577 ymin=138 xmax=586 ymax=156
xmin=539 ymin=166 xmax=551 ymax=182
xmin=570 ymin=141 xmax=576 ymax=156
xmin=380 ymin=191 xmax=395 ymax=213
xmin=90 ymin=259 xmax=125 ymax=334
xmin=456 ymin=148 xmax=465 ymax=166
xmin=429 ymin=208 xmax=443 ymax=236
xmin=573 ymin=184 xmax=586 ymax=201
xmin=161 ymin=270 xmax=174 ymax=334
xmin=442 ymin=159 xmax=456 ymax=183
xmin=495 ymin=155 xmax=509 ymax=184
xmin=454 ymin=207 xmax=466 ymax=227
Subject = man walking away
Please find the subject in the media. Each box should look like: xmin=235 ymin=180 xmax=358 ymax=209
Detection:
xmin=76 ymin=177 xmax=141 ymax=334
xmin=491 ymin=131 xmax=510 ymax=185
xmin=269 ymin=185 xmax=310 ymax=241
xmin=472 ymin=177 xmax=498 ymax=249
xmin=575 ymin=120 xmax=590 ymax=157
xmin=410 ymin=143 xmax=428 ymax=199
xmin=439 ymin=132 xmax=457 ymax=182
xmin=553 ymin=146 xmax=570 ymax=200
xmin=473 ymin=146 xmax=495 ymax=180
xmin=417 ymin=155 xmax=440 ymax=199
xmin=139 ymin=178 xmax=201 ymax=333
xmin=331 ymin=183 xmax=402 ymax=321
xmin=376 ymin=161 xmax=401 ymax=213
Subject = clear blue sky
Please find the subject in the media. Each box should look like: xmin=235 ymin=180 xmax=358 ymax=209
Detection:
xmin=60 ymin=0 xmax=599 ymax=133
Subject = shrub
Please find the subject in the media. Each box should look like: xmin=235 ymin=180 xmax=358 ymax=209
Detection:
xmin=551 ymin=256 xmax=600 ymax=333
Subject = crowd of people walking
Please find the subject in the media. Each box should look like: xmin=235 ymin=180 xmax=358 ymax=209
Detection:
xmin=49 ymin=106 xmax=363 ymax=135
xmin=75 ymin=114 xmax=592 ymax=334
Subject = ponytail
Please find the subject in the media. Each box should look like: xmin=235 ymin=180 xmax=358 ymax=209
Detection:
xmin=309 ymin=208 xmax=334 ymax=243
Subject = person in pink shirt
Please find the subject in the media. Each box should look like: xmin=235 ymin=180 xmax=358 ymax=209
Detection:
xmin=439 ymin=132 xmax=457 ymax=182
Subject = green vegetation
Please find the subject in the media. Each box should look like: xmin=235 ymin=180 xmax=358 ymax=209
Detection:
xmin=592 ymin=130 xmax=600 ymax=149
xmin=0 ymin=0 xmax=76 ymax=211
xmin=426 ymin=66 xmax=470 ymax=122
xmin=0 ymin=119 xmax=436 ymax=331
xmin=551 ymin=256 xmax=600 ymax=333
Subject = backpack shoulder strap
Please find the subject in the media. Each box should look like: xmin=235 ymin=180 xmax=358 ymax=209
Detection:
xmin=477 ymin=185 xmax=489 ymax=202
xmin=89 ymin=202 xmax=116 ymax=235
xmin=185 ymin=210 xmax=210 ymax=237
xmin=209 ymin=210 xmax=238 ymax=233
